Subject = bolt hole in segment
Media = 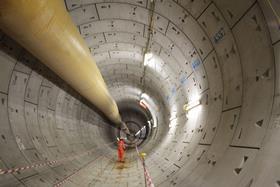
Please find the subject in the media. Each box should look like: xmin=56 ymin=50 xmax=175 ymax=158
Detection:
xmin=234 ymin=156 xmax=249 ymax=175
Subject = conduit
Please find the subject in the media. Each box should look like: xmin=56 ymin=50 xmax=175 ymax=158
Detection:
xmin=0 ymin=0 xmax=121 ymax=124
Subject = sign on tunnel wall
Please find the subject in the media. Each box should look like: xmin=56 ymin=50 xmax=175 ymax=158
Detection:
xmin=213 ymin=27 xmax=226 ymax=44
xmin=192 ymin=59 xmax=201 ymax=70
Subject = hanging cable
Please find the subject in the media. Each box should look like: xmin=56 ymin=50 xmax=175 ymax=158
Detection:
xmin=265 ymin=0 xmax=280 ymax=26
xmin=139 ymin=0 xmax=156 ymax=99
xmin=135 ymin=145 xmax=155 ymax=187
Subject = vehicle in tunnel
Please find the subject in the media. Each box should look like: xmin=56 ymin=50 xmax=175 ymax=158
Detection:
xmin=0 ymin=0 xmax=280 ymax=186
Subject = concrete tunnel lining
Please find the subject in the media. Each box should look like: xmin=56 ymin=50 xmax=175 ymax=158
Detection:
xmin=0 ymin=0 xmax=280 ymax=186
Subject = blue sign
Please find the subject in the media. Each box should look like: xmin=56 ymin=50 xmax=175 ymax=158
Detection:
xmin=192 ymin=59 xmax=201 ymax=70
xmin=180 ymin=75 xmax=187 ymax=84
xmin=213 ymin=27 xmax=225 ymax=44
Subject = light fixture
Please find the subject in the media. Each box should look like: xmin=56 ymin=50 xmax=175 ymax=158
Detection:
xmin=144 ymin=53 xmax=153 ymax=66
xmin=135 ymin=126 xmax=146 ymax=136
xmin=183 ymin=100 xmax=201 ymax=112
xmin=153 ymin=118 xmax=157 ymax=128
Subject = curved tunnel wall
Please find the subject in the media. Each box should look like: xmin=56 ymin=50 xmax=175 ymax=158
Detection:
xmin=0 ymin=36 xmax=116 ymax=186
xmin=0 ymin=0 xmax=280 ymax=187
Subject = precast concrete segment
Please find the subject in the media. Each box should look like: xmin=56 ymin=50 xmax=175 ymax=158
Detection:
xmin=0 ymin=141 xmax=115 ymax=175
xmin=0 ymin=0 xmax=279 ymax=187
xmin=0 ymin=0 xmax=121 ymax=124
xmin=53 ymin=155 xmax=103 ymax=187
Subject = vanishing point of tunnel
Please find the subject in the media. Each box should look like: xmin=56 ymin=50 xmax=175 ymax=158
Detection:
xmin=0 ymin=0 xmax=280 ymax=186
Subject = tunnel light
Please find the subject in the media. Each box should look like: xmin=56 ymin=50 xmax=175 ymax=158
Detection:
xmin=140 ymin=92 xmax=145 ymax=99
xmin=135 ymin=130 xmax=141 ymax=136
xmin=183 ymin=100 xmax=201 ymax=112
xmin=144 ymin=53 xmax=153 ymax=66
xmin=135 ymin=126 xmax=146 ymax=136
xmin=148 ymin=120 xmax=152 ymax=128
xmin=140 ymin=93 xmax=150 ymax=102
xmin=169 ymin=118 xmax=177 ymax=128
xmin=153 ymin=118 xmax=157 ymax=128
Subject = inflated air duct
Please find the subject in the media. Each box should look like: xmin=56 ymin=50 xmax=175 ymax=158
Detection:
xmin=0 ymin=0 xmax=121 ymax=124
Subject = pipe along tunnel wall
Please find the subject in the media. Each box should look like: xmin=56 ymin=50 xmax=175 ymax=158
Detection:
xmin=0 ymin=0 xmax=280 ymax=186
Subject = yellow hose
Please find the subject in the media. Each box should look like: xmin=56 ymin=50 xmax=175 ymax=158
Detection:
xmin=0 ymin=0 xmax=121 ymax=124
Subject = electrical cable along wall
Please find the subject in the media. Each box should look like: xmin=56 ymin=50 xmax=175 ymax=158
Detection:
xmin=0 ymin=0 xmax=280 ymax=186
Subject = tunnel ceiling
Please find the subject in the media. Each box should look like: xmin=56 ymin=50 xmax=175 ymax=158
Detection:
xmin=0 ymin=0 xmax=280 ymax=187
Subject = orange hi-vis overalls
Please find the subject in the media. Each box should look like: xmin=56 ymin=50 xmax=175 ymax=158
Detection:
xmin=118 ymin=139 xmax=125 ymax=162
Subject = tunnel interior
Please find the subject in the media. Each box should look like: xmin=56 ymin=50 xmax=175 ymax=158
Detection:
xmin=118 ymin=100 xmax=152 ymax=148
xmin=0 ymin=0 xmax=280 ymax=187
xmin=103 ymin=99 xmax=154 ymax=150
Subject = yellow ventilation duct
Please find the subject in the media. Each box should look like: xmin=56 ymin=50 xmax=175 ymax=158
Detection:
xmin=0 ymin=0 xmax=121 ymax=124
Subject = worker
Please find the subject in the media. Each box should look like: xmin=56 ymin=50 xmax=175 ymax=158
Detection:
xmin=117 ymin=137 xmax=126 ymax=162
